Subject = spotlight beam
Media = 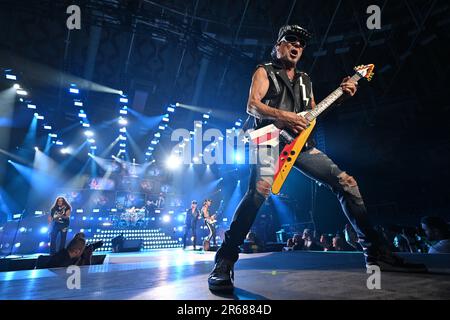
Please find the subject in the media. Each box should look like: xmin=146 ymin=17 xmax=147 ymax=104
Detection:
xmin=0 ymin=50 xmax=122 ymax=95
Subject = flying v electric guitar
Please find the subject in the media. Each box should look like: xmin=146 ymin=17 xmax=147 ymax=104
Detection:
xmin=249 ymin=64 xmax=375 ymax=195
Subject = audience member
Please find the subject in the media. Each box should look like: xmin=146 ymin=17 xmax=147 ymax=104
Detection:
xmin=302 ymin=228 xmax=322 ymax=251
xmin=319 ymin=234 xmax=333 ymax=251
xmin=332 ymin=234 xmax=345 ymax=251
xmin=421 ymin=216 xmax=450 ymax=253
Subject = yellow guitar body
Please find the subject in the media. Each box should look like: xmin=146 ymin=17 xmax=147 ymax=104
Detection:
xmin=271 ymin=118 xmax=316 ymax=194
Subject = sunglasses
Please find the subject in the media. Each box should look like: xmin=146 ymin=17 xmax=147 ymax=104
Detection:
xmin=280 ymin=35 xmax=307 ymax=48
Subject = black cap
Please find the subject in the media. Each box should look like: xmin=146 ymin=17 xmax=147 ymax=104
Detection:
xmin=276 ymin=25 xmax=312 ymax=43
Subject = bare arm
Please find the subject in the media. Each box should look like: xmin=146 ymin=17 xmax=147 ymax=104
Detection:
xmin=246 ymin=67 xmax=285 ymax=120
xmin=246 ymin=67 xmax=309 ymax=134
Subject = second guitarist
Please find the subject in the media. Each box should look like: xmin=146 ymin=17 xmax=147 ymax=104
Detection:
xmin=48 ymin=196 xmax=72 ymax=254
xmin=202 ymin=199 xmax=217 ymax=250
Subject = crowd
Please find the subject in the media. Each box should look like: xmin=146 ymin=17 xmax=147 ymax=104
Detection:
xmin=283 ymin=216 xmax=450 ymax=254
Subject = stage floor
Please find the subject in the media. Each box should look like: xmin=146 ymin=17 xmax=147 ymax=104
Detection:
xmin=1 ymin=249 xmax=449 ymax=300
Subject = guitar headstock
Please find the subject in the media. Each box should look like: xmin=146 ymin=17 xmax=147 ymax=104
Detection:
xmin=354 ymin=64 xmax=375 ymax=81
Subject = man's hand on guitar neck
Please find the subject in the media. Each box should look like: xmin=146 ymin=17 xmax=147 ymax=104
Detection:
xmin=336 ymin=76 xmax=358 ymax=105
xmin=274 ymin=110 xmax=309 ymax=135
xmin=340 ymin=76 xmax=358 ymax=97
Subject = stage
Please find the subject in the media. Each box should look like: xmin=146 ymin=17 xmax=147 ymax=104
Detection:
xmin=1 ymin=250 xmax=449 ymax=300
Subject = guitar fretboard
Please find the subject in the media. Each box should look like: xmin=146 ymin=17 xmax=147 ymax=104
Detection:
xmin=303 ymin=73 xmax=361 ymax=122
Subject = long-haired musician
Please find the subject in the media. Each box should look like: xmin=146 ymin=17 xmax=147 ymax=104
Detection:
xmin=202 ymin=199 xmax=217 ymax=249
xmin=48 ymin=196 xmax=72 ymax=254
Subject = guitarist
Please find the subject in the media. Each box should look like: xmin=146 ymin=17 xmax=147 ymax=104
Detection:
xmin=202 ymin=199 xmax=217 ymax=250
xmin=208 ymin=25 xmax=426 ymax=292
xmin=48 ymin=196 xmax=71 ymax=254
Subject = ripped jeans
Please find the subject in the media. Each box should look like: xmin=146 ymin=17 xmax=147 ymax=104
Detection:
xmin=215 ymin=147 xmax=381 ymax=263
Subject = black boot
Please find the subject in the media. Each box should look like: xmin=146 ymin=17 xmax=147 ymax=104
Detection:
xmin=208 ymin=258 xmax=235 ymax=292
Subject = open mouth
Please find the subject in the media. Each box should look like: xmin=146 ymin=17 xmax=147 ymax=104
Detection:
xmin=290 ymin=48 xmax=299 ymax=58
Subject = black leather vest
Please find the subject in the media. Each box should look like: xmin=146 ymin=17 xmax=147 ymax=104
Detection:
xmin=250 ymin=62 xmax=316 ymax=148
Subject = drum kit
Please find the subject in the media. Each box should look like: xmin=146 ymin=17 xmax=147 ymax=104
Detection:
xmin=117 ymin=207 xmax=146 ymax=228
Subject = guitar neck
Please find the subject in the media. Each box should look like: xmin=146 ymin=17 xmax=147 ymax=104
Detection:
xmin=303 ymin=73 xmax=361 ymax=122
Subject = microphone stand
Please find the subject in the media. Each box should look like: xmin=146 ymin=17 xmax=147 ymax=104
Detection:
xmin=8 ymin=208 xmax=26 ymax=258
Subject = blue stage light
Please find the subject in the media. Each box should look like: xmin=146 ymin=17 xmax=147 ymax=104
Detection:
xmin=14 ymin=243 xmax=21 ymax=248
xmin=119 ymin=109 xmax=128 ymax=115
xmin=39 ymin=241 xmax=46 ymax=247
xmin=78 ymin=113 xmax=87 ymax=118
xmin=167 ymin=106 xmax=175 ymax=112
xmin=166 ymin=155 xmax=181 ymax=170
xmin=235 ymin=153 xmax=242 ymax=162
xmin=154 ymin=132 xmax=161 ymax=138
xmin=162 ymin=117 xmax=169 ymax=122
xmin=27 ymin=104 xmax=36 ymax=109
xmin=82 ymin=123 xmax=90 ymax=127
xmin=87 ymin=138 xmax=95 ymax=143
xmin=74 ymin=101 xmax=83 ymax=106
xmin=118 ymin=117 xmax=128 ymax=125
xmin=43 ymin=125 xmax=52 ymax=130
xmin=19 ymin=227 xmax=27 ymax=233
xmin=69 ymin=88 xmax=79 ymax=94
xmin=158 ymin=125 xmax=165 ymax=130
xmin=40 ymin=227 xmax=48 ymax=234
xmin=119 ymin=127 xmax=126 ymax=133
xmin=55 ymin=141 xmax=63 ymax=146
xmin=48 ymin=133 xmax=57 ymax=138
xmin=235 ymin=121 xmax=242 ymax=127
xmin=16 ymin=89 xmax=28 ymax=96
xmin=84 ymin=130 xmax=94 ymax=137
xmin=203 ymin=114 xmax=210 ymax=119
xmin=6 ymin=74 xmax=17 ymax=80
xmin=120 ymin=97 xmax=128 ymax=103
